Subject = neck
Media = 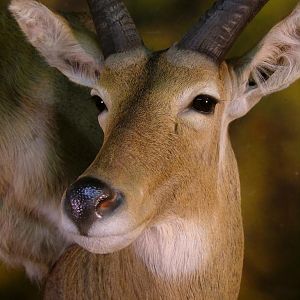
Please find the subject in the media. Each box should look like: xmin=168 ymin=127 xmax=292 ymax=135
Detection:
xmin=45 ymin=145 xmax=244 ymax=299
xmin=46 ymin=207 xmax=242 ymax=299
xmin=133 ymin=215 xmax=210 ymax=280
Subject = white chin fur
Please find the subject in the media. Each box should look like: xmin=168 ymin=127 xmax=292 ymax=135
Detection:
xmin=68 ymin=224 xmax=145 ymax=254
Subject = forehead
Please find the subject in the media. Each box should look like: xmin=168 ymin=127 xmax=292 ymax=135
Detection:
xmin=98 ymin=48 xmax=224 ymax=99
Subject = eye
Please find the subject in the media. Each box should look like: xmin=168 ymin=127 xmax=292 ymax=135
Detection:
xmin=191 ymin=94 xmax=218 ymax=114
xmin=91 ymin=95 xmax=107 ymax=113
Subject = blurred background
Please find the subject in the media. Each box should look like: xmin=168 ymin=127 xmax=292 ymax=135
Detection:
xmin=0 ymin=0 xmax=299 ymax=299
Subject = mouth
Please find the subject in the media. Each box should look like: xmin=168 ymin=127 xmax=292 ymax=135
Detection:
xmin=66 ymin=223 xmax=146 ymax=254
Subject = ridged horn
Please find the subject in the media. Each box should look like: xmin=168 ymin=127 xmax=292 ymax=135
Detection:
xmin=87 ymin=0 xmax=143 ymax=58
xmin=177 ymin=0 xmax=269 ymax=63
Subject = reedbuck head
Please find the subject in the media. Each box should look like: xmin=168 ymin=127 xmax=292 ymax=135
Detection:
xmin=10 ymin=0 xmax=300 ymax=284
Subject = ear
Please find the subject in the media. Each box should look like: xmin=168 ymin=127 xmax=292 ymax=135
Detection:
xmin=226 ymin=4 xmax=300 ymax=121
xmin=9 ymin=0 xmax=103 ymax=88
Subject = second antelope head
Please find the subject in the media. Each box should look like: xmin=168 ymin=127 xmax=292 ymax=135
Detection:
xmin=10 ymin=0 xmax=300 ymax=291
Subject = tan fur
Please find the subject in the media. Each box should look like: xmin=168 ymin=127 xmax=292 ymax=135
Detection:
xmin=44 ymin=51 xmax=243 ymax=299
xmin=9 ymin=0 xmax=300 ymax=298
xmin=0 ymin=3 xmax=101 ymax=280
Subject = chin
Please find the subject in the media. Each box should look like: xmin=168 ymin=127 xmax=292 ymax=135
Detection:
xmin=66 ymin=224 xmax=146 ymax=254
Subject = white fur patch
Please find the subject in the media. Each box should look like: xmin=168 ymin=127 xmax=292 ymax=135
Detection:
xmin=66 ymin=223 xmax=146 ymax=254
xmin=134 ymin=216 xmax=210 ymax=279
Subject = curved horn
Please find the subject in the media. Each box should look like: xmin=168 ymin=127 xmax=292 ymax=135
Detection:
xmin=177 ymin=0 xmax=269 ymax=63
xmin=87 ymin=0 xmax=143 ymax=58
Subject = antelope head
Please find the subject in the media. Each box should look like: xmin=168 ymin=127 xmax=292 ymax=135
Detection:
xmin=10 ymin=0 xmax=300 ymax=282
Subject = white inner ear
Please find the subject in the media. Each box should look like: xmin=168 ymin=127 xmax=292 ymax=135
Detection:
xmin=241 ymin=4 xmax=300 ymax=96
xmin=227 ymin=3 xmax=300 ymax=121
xmin=249 ymin=41 xmax=300 ymax=96
xmin=9 ymin=0 xmax=103 ymax=88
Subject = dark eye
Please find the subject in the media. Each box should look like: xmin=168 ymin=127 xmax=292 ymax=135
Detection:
xmin=91 ymin=95 xmax=107 ymax=113
xmin=191 ymin=94 xmax=218 ymax=114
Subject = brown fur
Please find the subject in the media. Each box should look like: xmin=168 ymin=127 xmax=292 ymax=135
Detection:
xmin=45 ymin=52 xmax=243 ymax=299
xmin=9 ymin=1 xmax=300 ymax=298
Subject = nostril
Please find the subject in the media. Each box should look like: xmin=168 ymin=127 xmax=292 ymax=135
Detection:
xmin=95 ymin=192 xmax=123 ymax=218
xmin=63 ymin=176 xmax=124 ymax=235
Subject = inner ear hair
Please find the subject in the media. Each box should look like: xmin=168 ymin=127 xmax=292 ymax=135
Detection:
xmin=233 ymin=3 xmax=300 ymax=97
xmin=248 ymin=64 xmax=276 ymax=89
xmin=249 ymin=43 xmax=298 ymax=95
xmin=256 ymin=10 xmax=300 ymax=94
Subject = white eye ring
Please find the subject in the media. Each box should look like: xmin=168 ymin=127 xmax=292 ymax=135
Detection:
xmin=91 ymin=89 xmax=99 ymax=97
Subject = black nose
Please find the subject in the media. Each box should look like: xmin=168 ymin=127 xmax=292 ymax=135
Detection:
xmin=63 ymin=177 xmax=124 ymax=235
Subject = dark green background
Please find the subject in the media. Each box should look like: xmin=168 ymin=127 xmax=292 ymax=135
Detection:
xmin=0 ymin=0 xmax=299 ymax=299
